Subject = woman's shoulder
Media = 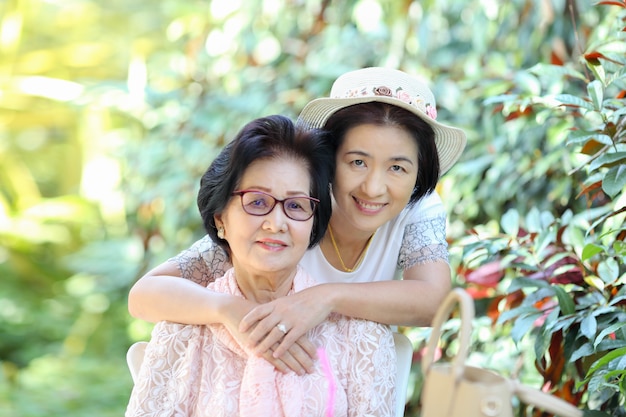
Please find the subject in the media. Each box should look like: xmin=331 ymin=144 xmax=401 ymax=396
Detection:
xmin=396 ymin=191 xmax=446 ymax=223
xmin=169 ymin=234 xmax=231 ymax=286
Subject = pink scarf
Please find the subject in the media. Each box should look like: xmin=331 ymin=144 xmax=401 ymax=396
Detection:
xmin=208 ymin=267 xmax=314 ymax=417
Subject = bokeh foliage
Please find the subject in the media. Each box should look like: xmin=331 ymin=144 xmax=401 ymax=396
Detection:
xmin=0 ymin=0 xmax=623 ymax=415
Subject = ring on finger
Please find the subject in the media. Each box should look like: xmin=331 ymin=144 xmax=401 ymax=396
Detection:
xmin=276 ymin=323 xmax=288 ymax=334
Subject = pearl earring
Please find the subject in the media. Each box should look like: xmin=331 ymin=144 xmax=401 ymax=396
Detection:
xmin=217 ymin=227 xmax=225 ymax=239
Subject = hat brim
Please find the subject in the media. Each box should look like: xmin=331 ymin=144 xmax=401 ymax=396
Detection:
xmin=297 ymin=96 xmax=466 ymax=175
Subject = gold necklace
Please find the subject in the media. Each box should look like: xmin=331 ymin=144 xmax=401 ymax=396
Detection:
xmin=327 ymin=225 xmax=375 ymax=273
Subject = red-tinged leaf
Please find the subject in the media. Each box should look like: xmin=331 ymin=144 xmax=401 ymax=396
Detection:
xmin=464 ymin=261 xmax=504 ymax=288
xmin=544 ymin=330 xmax=566 ymax=386
xmin=580 ymin=138 xmax=606 ymax=155
xmin=464 ymin=286 xmax=494 ymax=300
xmin=597 ymin=1 xmax=626 ymax=7
xmin=486 ymin=296 xmax=504 ymax=323
xmin=550 ymin=267 xmax=584 ymax=285
xmin=584 ymin=51 xmax=607 ymax=60
xmin=533 ymin=297 xmax=557 ymax=312
xmin=505 ymin=107 xmax=534 ymax=121
xmin=617 ymin=90 xmax=626 ymax=99
xmin=554 ymin=379 xmax=585 ymax=405
xmin=524 ymin=251 xmax=585 ymax=285
xmin=551 ymin=50 xmax=565 ymax=66
xmin=491 ymin=103 xmax=504 ymax=114
xmin=508 ymin=290 xmax=525 ymax=307
xmin=536 ymin=354 xmax=547 ymax=375
xmin=576 ymin=181 xmax=602 ymax=199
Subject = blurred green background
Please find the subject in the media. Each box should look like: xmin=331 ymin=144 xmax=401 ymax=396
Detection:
xmin=1 ymin=0 xmax=625 ymax=415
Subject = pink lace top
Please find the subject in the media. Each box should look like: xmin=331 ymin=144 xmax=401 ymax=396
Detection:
xmin=125 ymin=266 xmax=397 ymax=417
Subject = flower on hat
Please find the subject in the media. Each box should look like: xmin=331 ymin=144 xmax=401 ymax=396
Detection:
xmin=373 ymin=86 xmax=393 ymax=97
xmin=339 ymin=86 xmax=438 ymax=121
xmin=396 ymin=90 xmax=412 ymax=104
xmin=425 ymin=104 xmax=437 ymax=120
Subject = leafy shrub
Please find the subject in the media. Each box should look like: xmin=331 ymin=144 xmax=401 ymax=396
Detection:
xmin=456 ymin=2 xmax=626 ymax=414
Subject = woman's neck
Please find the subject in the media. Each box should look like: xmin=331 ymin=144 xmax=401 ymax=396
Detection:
xmin=322 ymin=220 xmax=376 ymax=272
xmin=233 ymin=267 xmax=297 ymax=304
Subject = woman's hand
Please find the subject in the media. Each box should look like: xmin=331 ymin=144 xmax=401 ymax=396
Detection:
xmin=239 ymin=285 xmax=333 ymax=359
xmin=223 ymin=296 xmax=317 ymax=375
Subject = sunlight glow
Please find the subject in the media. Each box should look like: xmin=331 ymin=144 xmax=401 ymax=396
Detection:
xmin=205 ymin=29 xmax=232 ymax=56
xmin=480 ymin=0 xmax=499 ymax=20
xmin=253 ymin=35 xmax=281 ymax=65
xmin=353 ymin=0 xmax=383 ymax=33
xmin=0 ymin=11 xmax=23 ymax=48
xmin=128 ymin=55 xmax=147 ymax=104
xmin=210 ymin=0 xmax=242 ymax=20
xmin=16 ymin=76 xmax=83 ymax=101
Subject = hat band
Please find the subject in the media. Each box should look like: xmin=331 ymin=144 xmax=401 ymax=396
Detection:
xmin=333 ymin=85 xmax=438 ymax=120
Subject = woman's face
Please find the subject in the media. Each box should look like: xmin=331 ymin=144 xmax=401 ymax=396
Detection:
xmin=215 ymin=157 xmax=314 ymax=278
xmin=332 ymin=123 xmax=418 ymax=233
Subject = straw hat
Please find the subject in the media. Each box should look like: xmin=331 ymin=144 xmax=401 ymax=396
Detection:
xmin=297 ymin=67 xmax=467 ymax=175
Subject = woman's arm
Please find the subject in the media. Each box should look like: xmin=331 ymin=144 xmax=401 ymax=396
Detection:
xmin=243 ymin=261 xmax=450 ymax=357
xmin=128 ymin=261 xmax=253 ymax=325
xmin=128 ymin=240 xmax=318 ymax=374
xmin=321 ymin=260 xmax=451 ymax=325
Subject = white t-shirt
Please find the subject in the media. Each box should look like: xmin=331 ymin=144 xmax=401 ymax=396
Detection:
xmin=300 ymin=191 xmax=447 ymax=283
xmin=171 ymin=192 xmax=448 ymax=286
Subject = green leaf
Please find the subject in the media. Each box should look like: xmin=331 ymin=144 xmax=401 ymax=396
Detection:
xmin=586 ymin=346 xmax=626 ymax=377
xmin=497 ymin=306 xmax=539 ymax=324
xmin=614 ymin=240 xmax=626 ymax=257
xmin=534 ymin=226 xmax=556 ymax=258
xmin=508 ymin=277 xmax=551 ymax=292
xmin=510 ymin=313 xmax=540 ymax=344
xmin=597 ymin=257 xmax=619 ymax=284
xmin=553 ymin=285 xmax=575 ymax=315
xmin=571 ymin=341 xmax=594 ymax=362
xmin=582 ymin=411 xmax=613 ymax=417
xmin=524 ymin=206 xmax=542 ymax=233
xmin=513 ymin=71 xmax=541 ymax=95
xmin=527 ymin=63 xmax=587 ymax=81
xmin=582 ymin=243 xmax=605 ymax=261
xmin=566 ymin=130 xmax=613 ymax=147
xmin=500 ymin=208 xmax=519 ymax=236
xmin=589 ymin=151 xmax=626 ymax=171
xmin=594 ymin=321 xmax=626 ymax=349
xmin=586 ymin=56 xmax=607 ymax=84
xmin=554 ymin=94 xmax=595 ymax=111
xmin=587 ymin=80 xmax=604 ymax=111
xmin=580 ymin=315 xmax=597 ymax=340
xmin=602 ymin=164 xmax=626 ymax=198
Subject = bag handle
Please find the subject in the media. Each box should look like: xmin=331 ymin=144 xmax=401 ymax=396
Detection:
xmin=421 ymin=288 xmax=475 ymax=381
xmin=513 ymin=381 xmax=583 ymax=417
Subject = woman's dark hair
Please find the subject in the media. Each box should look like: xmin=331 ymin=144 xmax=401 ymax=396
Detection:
xmin=197 ymin=115 xmax=333 ymax=254
xmin=323 ymin=102 xmax=439 ymax=205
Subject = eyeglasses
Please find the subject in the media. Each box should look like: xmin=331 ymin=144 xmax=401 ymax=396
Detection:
xmin=232 ymin=190 xmax=319 ymax=221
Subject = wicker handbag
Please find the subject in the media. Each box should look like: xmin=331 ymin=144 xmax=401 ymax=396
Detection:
xmin=420 ymin=288 xmax=583 ymax=417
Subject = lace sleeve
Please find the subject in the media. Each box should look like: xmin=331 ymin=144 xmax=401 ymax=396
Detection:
xmin=169 ymin=235 xmax=231 ymax=287
xmin=397 ymin=212 xmax=449 ymax=271
xmin=344 ymin=319 xmax=396 ymax=417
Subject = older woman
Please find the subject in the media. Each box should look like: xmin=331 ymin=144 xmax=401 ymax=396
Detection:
xmin=125 ymin=115 xmax=396 ymax=417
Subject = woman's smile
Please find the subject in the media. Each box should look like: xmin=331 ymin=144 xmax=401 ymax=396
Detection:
xmin=352 ymin=195 xmax=388 ymax=214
